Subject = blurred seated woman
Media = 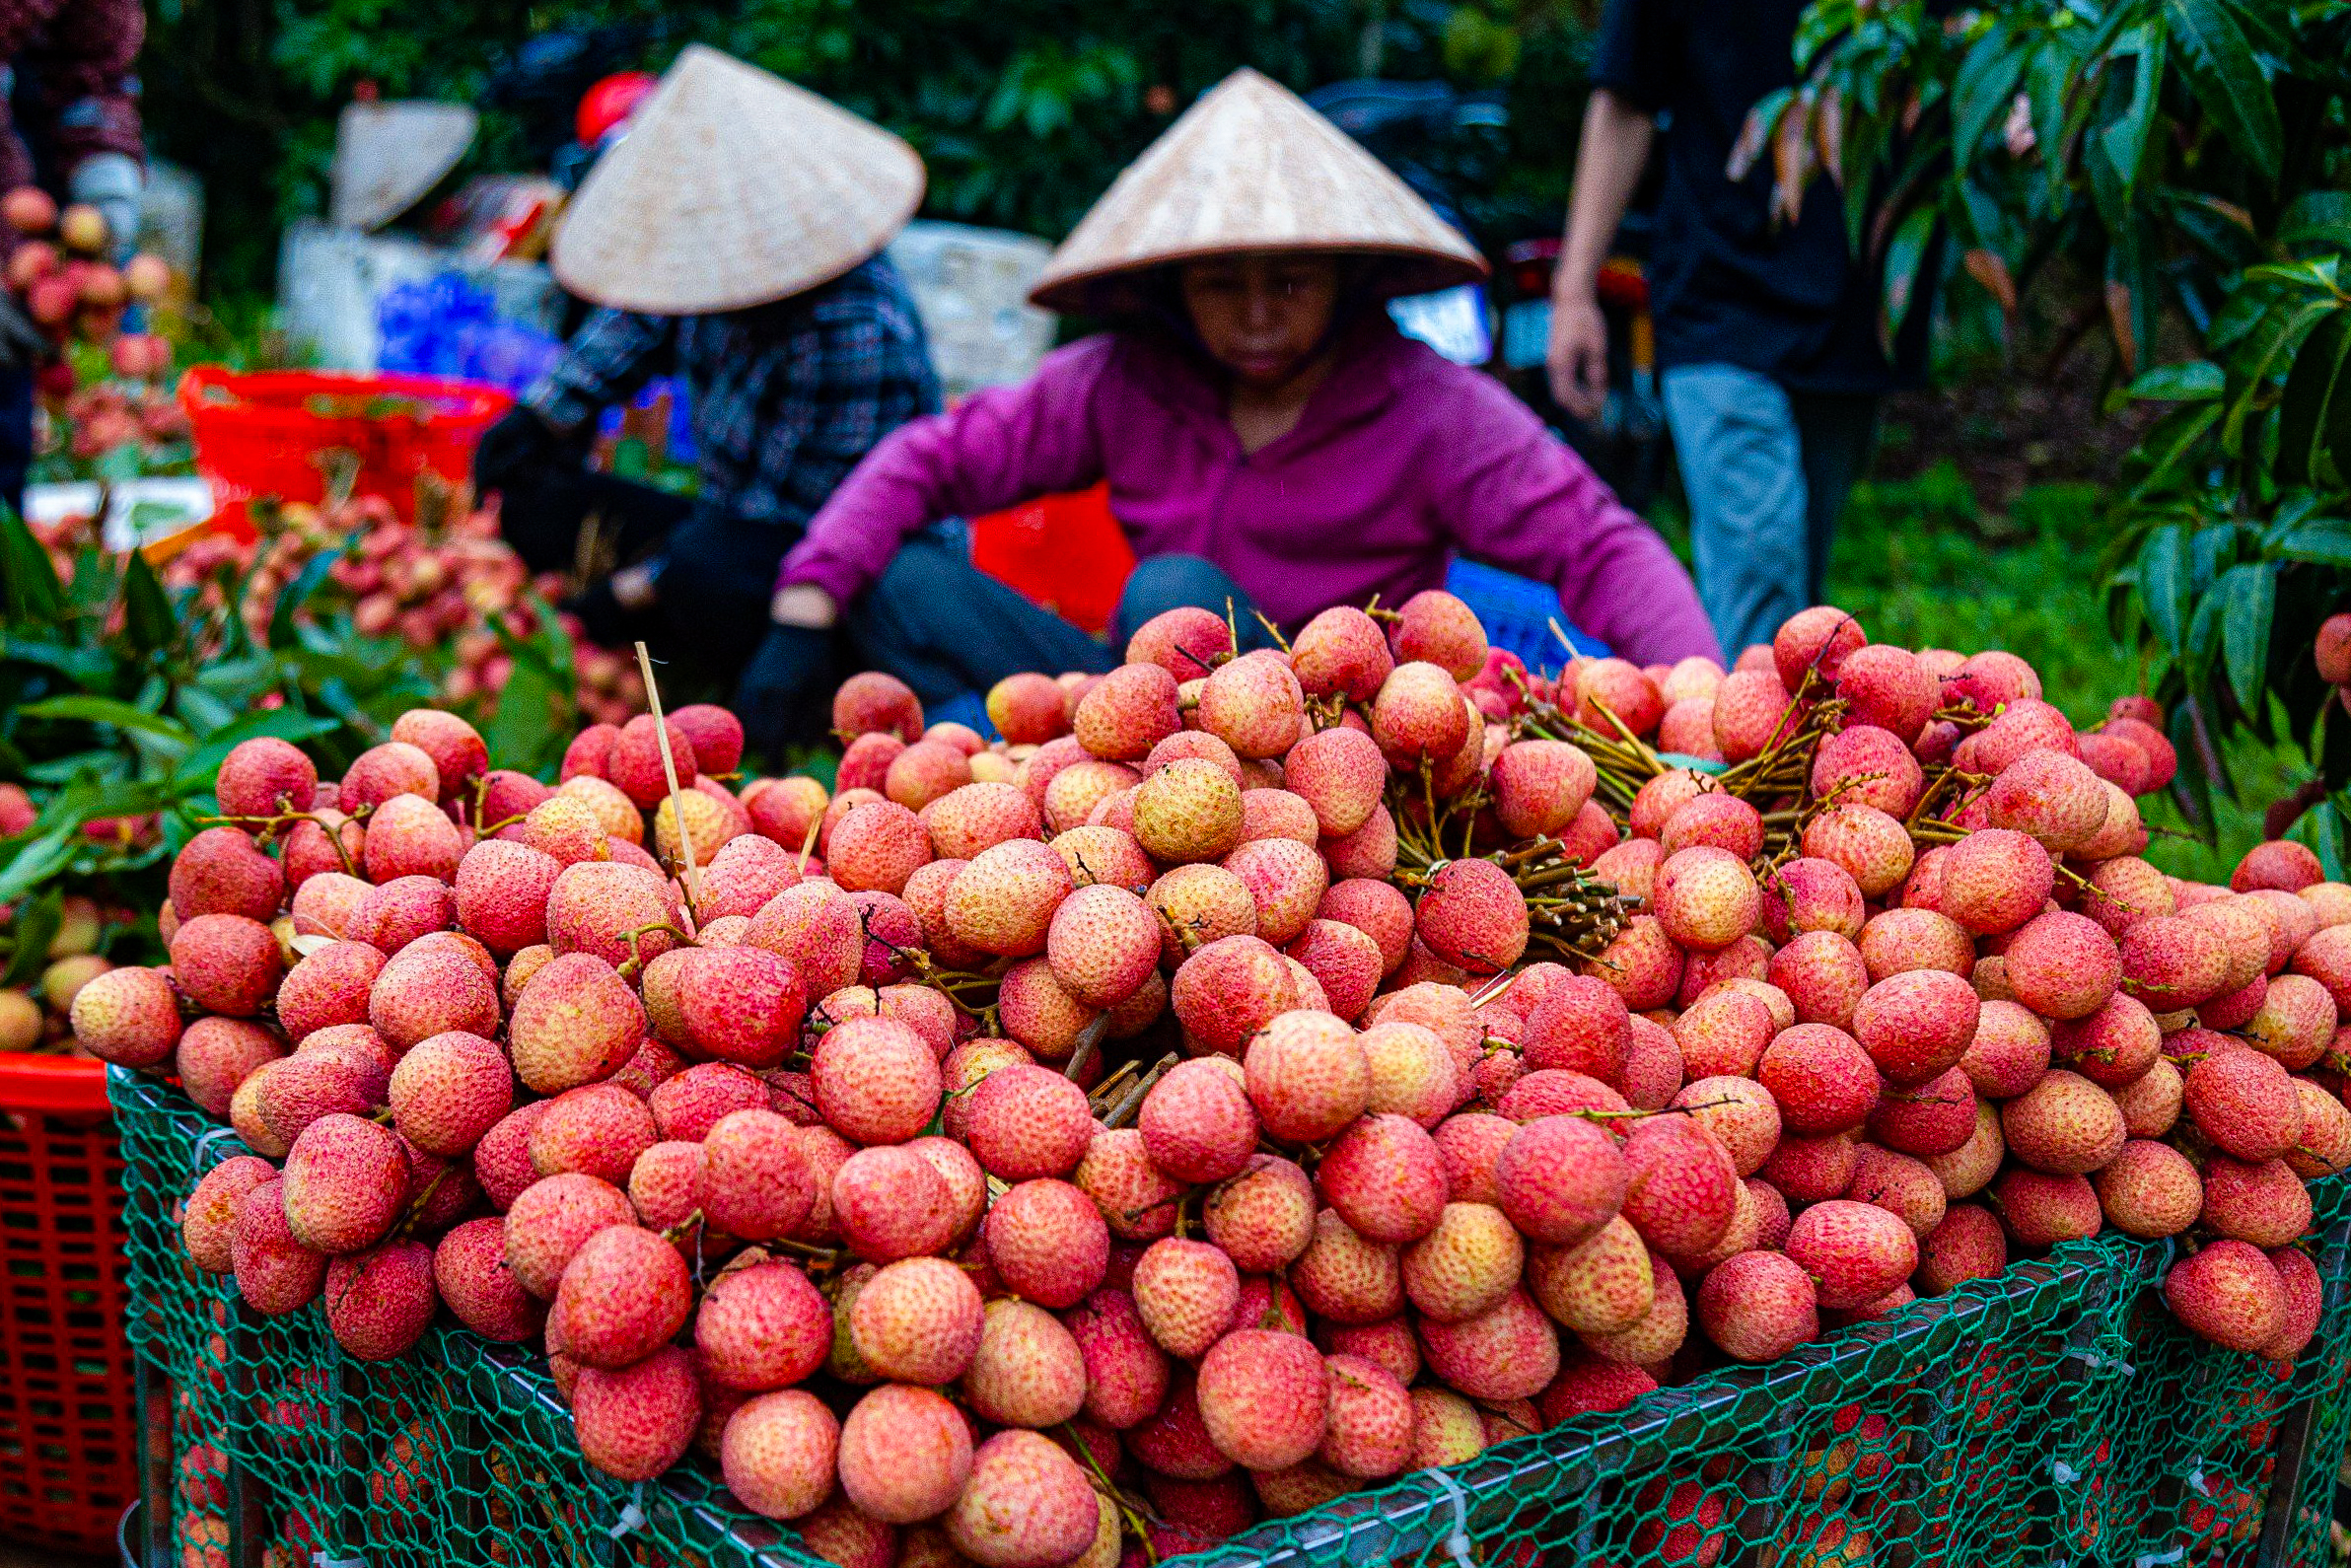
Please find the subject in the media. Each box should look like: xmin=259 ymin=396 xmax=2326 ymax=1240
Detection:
xmin=735 ymin=69 xmax=1718 ymax=753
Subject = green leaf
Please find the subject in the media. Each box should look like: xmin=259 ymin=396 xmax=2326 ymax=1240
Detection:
xmin=13 ymin=695 xmax=194 ymax=744
xmin=268 ymin=548 xmax=342 ymax=652
xmin=0 ymin=828 xmax=77 ymax=908
xmin=2129 ymin=361 xmax=2224 ymax=400
xmin=1879 ymin=204 xmax=1941 ymax=354
xmin=173 ymin=708 xmax=340 ymax=793
xmin=0 ymin=508 xmax=62 ymax=624
xmin=2280 ymin=191 xmax=2351 ymax=253
xmin=2292 ymin=799 xmax=2348 ymax=881
xmin=2272 ymin=520 xmax=2351 ymax=566
xmin=1950 ymin=28 xmax=2025 ymax=167
xmin=2217 ymin=560 xmax=2276 ymax=711
xmin=482 ymin=659 xmax=561 ymax=775
xmin=2165 ymin=0 xmax=2282 ymax=178
xmin=2276 ymin=311 xmax=2351 ymax=487
xmin=0 ymin=888 xmax=61 ymax=988
xmin=2138 ymin=525 xmax=2191 ymax=655
xmin=117 ymin=550 xmax=175 ymax=657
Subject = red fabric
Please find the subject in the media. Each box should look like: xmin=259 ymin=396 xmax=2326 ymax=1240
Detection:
xmin=0 ymin=0 xmax=144 ymax=193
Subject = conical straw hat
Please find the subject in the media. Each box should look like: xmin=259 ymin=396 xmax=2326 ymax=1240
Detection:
xmin=331 ymin=102 xmax=477 ymax=232
xmin=1031 ymin=69 xmax=1486 ymax=317
xmin=552 ymin=45 xmax=925 ymax=315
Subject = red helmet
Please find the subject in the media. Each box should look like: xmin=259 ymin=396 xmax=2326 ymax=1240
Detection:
xmin=576 ymin=71 xmax=658 ymax=147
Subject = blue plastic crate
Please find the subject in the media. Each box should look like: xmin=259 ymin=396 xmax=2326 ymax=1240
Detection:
xmin=1444 ymin=557 xmax=1608 ymax=673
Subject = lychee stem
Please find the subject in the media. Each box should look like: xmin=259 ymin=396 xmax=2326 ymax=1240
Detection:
xmin=613 ymin=922 xmax=692 ymax=982
xmin=1062 ymin=1015 xmax=1110 ymax=1082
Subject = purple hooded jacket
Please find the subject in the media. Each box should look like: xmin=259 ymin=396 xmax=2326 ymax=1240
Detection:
xmin=779 ymin=319 xmax=1722 ymax=667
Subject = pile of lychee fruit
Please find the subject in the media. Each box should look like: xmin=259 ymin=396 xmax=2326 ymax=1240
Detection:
xmin=1 ymin=183 xmax=171 ymax=399
xmin=144 ymin=489 xmax=648 ymax=722
xmin=76 ymin=594 xmax=2351 ymax=1567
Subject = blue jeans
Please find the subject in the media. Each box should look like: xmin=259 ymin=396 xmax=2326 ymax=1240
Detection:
xmin=1660 ymin=364 xmax=1880 ymax=661
xmin=847 ymin=530 xmax=1263 ymax=716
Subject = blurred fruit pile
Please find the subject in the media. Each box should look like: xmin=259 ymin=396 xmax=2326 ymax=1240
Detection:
xmin=82 ymin=593 xmax=2351 ymax=1564
xmin=29 ymin=488 xmax=647 ymax=727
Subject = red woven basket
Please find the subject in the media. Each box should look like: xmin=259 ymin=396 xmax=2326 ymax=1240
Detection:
xmin=178 ymin=366 xmax=513 ymax=536
xmin=0 ymin=1055 xmax=136 ymax=1555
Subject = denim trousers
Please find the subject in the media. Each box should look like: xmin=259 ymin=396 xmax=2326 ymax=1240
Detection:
xmin=845 ymin=529 xmax=1264 ymax=715
xmin=1660 ymin=363 xmax=1881 ymax=661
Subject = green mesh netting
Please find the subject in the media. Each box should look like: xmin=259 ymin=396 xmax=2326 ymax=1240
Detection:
xmin=112 ymin=1064 xmax=2351 ymax=1568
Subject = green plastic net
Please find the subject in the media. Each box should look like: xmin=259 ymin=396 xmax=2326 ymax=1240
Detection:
xmin=113 ymin=1065 xmax=2351 ymax=1568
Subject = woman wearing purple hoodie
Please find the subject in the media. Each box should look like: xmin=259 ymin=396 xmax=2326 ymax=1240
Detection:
xmin=735 ymin=70 xmax=1718 ymax=755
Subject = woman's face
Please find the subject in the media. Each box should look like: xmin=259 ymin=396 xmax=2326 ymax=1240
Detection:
xmin=1178 ymin=252 xmax=1341 ymax=389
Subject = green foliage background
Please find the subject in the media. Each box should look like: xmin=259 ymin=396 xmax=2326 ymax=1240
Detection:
xmin=139 ymin=0 xmax=1600 ymax=298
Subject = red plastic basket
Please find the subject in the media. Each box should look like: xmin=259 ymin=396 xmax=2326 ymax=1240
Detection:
xmin=178 ymin=367 xmax=514 ymax=536
xmin=0 ymin=1054 xmax=136 ymax=1556
xmin=969 ymin=483 xmax=1135 ymax=637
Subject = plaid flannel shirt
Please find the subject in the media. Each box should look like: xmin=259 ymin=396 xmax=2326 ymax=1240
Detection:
xmin=524 ymin=253 xmax=941 ymax=533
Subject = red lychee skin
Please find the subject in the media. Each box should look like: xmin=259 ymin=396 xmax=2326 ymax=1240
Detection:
xmin=687 ymin=1258 xmax=832 ymax=1395
xmin=527 ymin=1082 xmax=657 ymax=1184
xmin=944 ymin=1429 xmax=1097 ymax=1568
xmin=960 ymin=1061 xmax=1093 ymax=1181
xmin=1912 ymin=1203 xmax=2008 ymax=1296
xmin=1660 ymin=792 xmax=1766 ymax=862
xmin=835 ymin=1384 xmax=974 ymax=1528
xmin=984 ymin=1177 xmax=1109 ymax=1309
xmin=1313 ymin=879 xmax=1416 ymax=976
xmin=1833 ymin=643 xmax=1936 ymax=740
xmin=2088 ymin=1139 xmax=2204 ymax=1240
xmin=2241 ymin=971 xmax=2336 ymax=1069
xmin=1170 ymin=932 xmax=1297 ymax=1056
xmin=1537 ymin=1351 xmax=1658 ymax=1430
xmin=845 ymin=1254 xmax=985 ymax=1387
xmin=1858 ymin=908 xmax=1975 ymax=985
xmin=1063 ymin=1287 xmax=1172 ymax=1429
xmin=429 ymin=1215 xmax=544 ymax=1341
xmin=278 ymin=1112 xmax=406 ymax=1255
xmin=1130 ymin=1237 xmax=1242 ymax=1358
xmin=503 ymin=1173 xmax=636 ymax=1298
xmin=2164 ymin=1239 xmax=2287 ymax=1352
xmin=1618 ymin=1116 xmax=1739 ymax=1257
xmin=544 ymin=858 xmax=683 ymax=972
xmin=1936 ymin=828 xmax=2054 ymax=937
xmin=388 ymin=1030 xmax=512 ymax=1156
xmin=2199 ymin=1155 xmax=2313 ymax=1248
xmin=1850 ymin=968 xmax=1981 ymax=1085
xmin=1492 ymin=1115 xmax=1627 ymax=1247
xmin=1991 ymin=1168 xmax=2103 ymax=1247
xmin=1867 ymin=1065 xmax=1979 ymax=1159
xmin=1483 ymin=741 xmax=1597 ymax=843
xmin=231 ymin=1178 xmax=326 ymax=1316
xmin=471 ymin=1102 xmax=551 ymax=1212
xmin=571 ymin=1344 xmax=700 ymax=1483
xmin=339 ymin=741 xmax=442 ymax=814
xmin=549 ymin=1223 xmax=691 ymax=1370
xmin=836 ymin=671 xmax=926 ymax=743
xmin=2118 ymin=914 xmax=2233 ymax=1009
xmin=1999 ymin=1069 xmax=2126 ymax=1176
xmin=1759 ymin=1023 xmax=1883 ymax=1134
xmin=1138 ymin=1058 xmax=1260 ymax=1184
xmin=169 ymin=825 xmax=285 ymax=923
xmin=1314 ymin=1353 xmax=1413 ymax=1480
xmin=701 ymin=1108 xmax=816 ymax=1243
xmin=1811 ymin=724 xmax=1926 ymax=818
xmin=1782 ymin=1198 xmax=1918 ymax=1311
xmin=169 ymin=912 xmax=282 ymax=1017
xmin=1124 ymin=606 xmax=1233 ymax=679
xmin=1204 ymin=1155 xmax=1316 ymax=1271
xmin=1286 ymin=605 xmax=1392 ymax=703
xmin=66 ymin=964 xmax=181 ymax=1069
xmin=833 ymin=1143 xmax=959 ymax=1261
xmin=1197 ymin=652 xmax=1306 ymax=759
xmin=1399 ymin=1200 xmax=1523 ymax=1322
xmin=2233 ymin=838 xmax=2324 ymax=894
xmin=697 ymin=834 xmax=803 ymax=924
xmin=1670 ymin=990 xmax=1772 ymax=1080
xmin=1368 ymin=661 xmax=1468 ymax=766
xmin=1517 ymin=972 xmax=1628 ymax=1079
xmin=1670 ymin=1076 xmax=1781 ymax=1176
xmin=1766 ymin=931 xmax=1873 ymax=1031
xmin=1317 ymin=1112 xmax=1449 ymax=1244
xmin=506 ymin=953 xmax=646 ymax=1096
xmin=1071 ymin=1127 xmax=1180 ymax=1246
xmin=360 ymin=792 xmax=464 ymax=884
xmin=1281 ymin=916 xmax=1384 ymax=1018
xmin=216 ymin=735 xmax=318 ymax=819
xmin=2047 ymin=992 xmax=2160 ymax=1089
xmin=1773 ymin=606 xmax=1866 ymax=691
xmin=1291 ymin=1208 xmax=1404 ymax=1324
xmin=1411 ymin=1283 xmax=1559 ymax=1403
xmin=628 ymin=1139 xmax=709 ymax=1232
xmin=183 ymin=1155 xmax=278 ymax=1275
xmin=885 ymin=741 xmax=974 ymax=815
xmin=716 ymin=1389 xmax=838 ymax=1523
xmin=2182 ymin=1049 xmax=2303 ymax=1161
xmin=2264 ymin=1247 xmax=2322 ymax=1360
xmin=1693 ymin=1249 xmax=1817 ymax=1363
xmin=649 ymin=1062 xmax=768 ymax=1142
xmin=1225 ymin=836 xmax=1330 ymax=947
xmin=605 ymin=714 xmax=699 ymax=810
xmin=1497 ymin=1067 xmax=1630 ymax=1124
xmin=811 ymin=1016 xmax=941 ymax=1146
xmin=1185 ymin=1327 xmax=1328 ymax=1472
xmin=962 ymin=1296 xmax=1088 ymax=1430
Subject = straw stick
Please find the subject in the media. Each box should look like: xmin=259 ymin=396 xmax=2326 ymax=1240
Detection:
xmin=633 ymin=641 xmax=704 ymax=924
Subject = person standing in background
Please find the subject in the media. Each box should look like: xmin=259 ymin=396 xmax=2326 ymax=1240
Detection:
xmin=0 ymin=0 xmax=145 ymax=508
xmin=1545 ymin=0 xmax=1924 ymax=659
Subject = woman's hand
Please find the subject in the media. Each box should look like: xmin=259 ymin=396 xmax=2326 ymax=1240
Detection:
xmin=771 ymin=582 xmax=840 ymax=629
xmin=1546 ymin=291 xmax=1610 ymax=422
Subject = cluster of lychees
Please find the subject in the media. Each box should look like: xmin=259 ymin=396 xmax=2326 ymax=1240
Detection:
xmin=71 ymin=591 xmax=2351 ymax=1568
